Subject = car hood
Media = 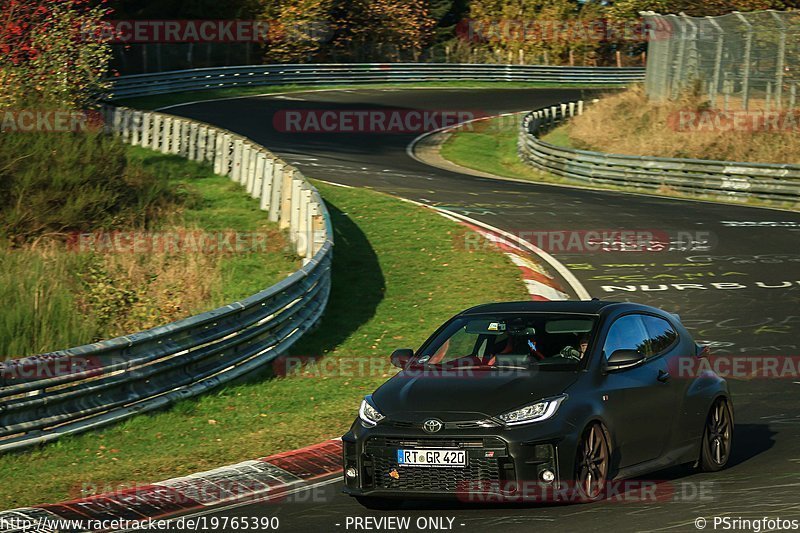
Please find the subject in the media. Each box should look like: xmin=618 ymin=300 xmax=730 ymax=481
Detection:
xmin=372 ymin=368 xmax=580 ymax=422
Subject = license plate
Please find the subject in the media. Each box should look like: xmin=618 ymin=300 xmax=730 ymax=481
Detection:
xmin=396 ymin=449 xmax=467 ymax=467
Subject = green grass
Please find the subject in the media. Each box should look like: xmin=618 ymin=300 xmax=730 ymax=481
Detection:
xmin=439 ymin=116 xmax=798 ymax=211
xmin=0 ymin=252 xmax=98 ymax=357
xmin=438 ymin=116 xmax=559 ymax=183
xmin=127 ymin=148 xmax=299 ymax=303
xmin=0 ymin=180 xmax=528 ymax=508
xmin=117 ymin=81 xmax=623 ymax=111
xmin=0 ymin=147 xmax=297 ymax=359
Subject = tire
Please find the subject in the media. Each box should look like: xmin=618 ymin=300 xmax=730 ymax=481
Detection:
xmin=699 ymin=397 xmax=733 ymax=472
xmin=355 ymin=496 xmax=403 ymax=510
xmin=574 ymin=423 xmax=611 ymax=503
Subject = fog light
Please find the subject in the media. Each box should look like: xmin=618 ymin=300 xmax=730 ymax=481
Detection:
xmin=541 ymin=469 xmax=555 ymax=483
xmin=346 ymin=467 xmax=358 ymax=479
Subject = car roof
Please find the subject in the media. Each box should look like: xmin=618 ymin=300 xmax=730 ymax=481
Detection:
xmin=458 ymin=300 xmax=665 ymax=317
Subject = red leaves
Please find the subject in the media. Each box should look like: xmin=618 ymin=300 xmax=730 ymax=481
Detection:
xmin=1 ymin=0 xmax=112 ymax=108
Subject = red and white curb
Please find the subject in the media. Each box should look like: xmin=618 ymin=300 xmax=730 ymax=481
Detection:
xmin=0 ymin=439 xmax=343 ymax=532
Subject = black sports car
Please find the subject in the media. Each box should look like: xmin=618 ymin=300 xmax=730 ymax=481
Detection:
xmin=342 ymin=300 xmax=733 ymax=508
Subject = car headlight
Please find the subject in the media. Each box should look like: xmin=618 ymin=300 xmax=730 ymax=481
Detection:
xmin=359 ymin=396 xmax=385 ymax=426
xmin=498 ymin=395 xmax=566 ymax=426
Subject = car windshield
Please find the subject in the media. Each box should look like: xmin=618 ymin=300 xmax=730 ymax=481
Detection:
xmin=416 ymin=313 xmax=597 ymax=371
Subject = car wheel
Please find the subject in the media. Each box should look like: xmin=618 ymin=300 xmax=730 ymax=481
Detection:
xmin=699 ymin=397 xmax=733 ymax=472
xmin=355 ymin=496 xmax=403 ymax=510
xmin=574 ymin=423 xmax=610 ymax=502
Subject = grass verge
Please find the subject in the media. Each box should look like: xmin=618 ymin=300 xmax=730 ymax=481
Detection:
xmin=0 ymin=180 xmax=528 ymax=508
xmin=0 ymin=146 xmax=297 ymax=359
xmin=566 ymin=86 xmax=800 ymax=164
xmin=439 ymin=114 xmax=798 ymax=211
xmin=117 ymin=81 xmax=623 ymax=111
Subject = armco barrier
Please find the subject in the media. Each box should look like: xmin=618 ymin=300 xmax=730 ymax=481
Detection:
xmin=108 ymin=63 xmax=644 ymax=98
xmin=0 ymin=64 xmax=640 ymax=454
xmin=518 ymin=101 xmax=800 ymax=204
xmin=0 ymin=106 xmax=333 ymax=453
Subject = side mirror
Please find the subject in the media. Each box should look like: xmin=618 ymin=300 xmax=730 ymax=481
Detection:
xmin=390 ymin=348 xmax=415 ymax=369
xmin=696 ymin=343 xmax=710 ymax=358
xmin=606 ymin=349 xmax=646 ymax=372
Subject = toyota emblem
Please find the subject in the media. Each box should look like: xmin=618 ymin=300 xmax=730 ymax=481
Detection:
xmin=422 ymin=419 xmax=443 ymax=433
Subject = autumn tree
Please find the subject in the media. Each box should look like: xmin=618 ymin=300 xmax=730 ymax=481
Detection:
xmin=0 ymin=0 xmax=111 ymax=109
xmin=466 ymin=0 xmax=604 ymax=65
xmin=259 ymin=0 xmax=435 ymax=63
xmin=260 ymin=0 xmax=335 ymax=63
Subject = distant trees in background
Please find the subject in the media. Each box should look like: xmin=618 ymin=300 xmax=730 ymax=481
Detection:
xmin=13 ymin=0 xmax=796 ymax=78
xmin=255 ymin=0 xmax=799 ymax=66
xmin=259 ymin=0 xmax=436 ymax=63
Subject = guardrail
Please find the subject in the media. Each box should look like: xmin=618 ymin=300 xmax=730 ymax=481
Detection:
xmin=108 ymin=63 xmax=645 ymax=98
xmin=0 ymin=106 xmax=333 ymax=453
xmin=0 ymin=64 xmax=640 ymax=454
xmin=518 ymin=101 xmax=800 ymax=204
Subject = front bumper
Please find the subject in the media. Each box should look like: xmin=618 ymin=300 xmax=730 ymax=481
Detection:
xmin=342 ymin=419 xmax=578 ymax=502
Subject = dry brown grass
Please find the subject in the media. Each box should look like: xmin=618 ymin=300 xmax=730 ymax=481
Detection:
xmin=78 ymin=229 xmax=224 ymax=338
xmin=567 ymin=86 xmax=800 ymax=164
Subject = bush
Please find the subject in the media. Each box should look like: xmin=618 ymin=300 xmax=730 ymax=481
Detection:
xmin=0 ymin=132 xmax=181 ymax=245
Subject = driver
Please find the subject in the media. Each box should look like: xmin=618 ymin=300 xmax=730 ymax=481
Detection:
xmin=558 ymin=333 xmax=590 ymax=361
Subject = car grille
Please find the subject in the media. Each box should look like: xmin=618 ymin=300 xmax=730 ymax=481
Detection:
xmin=373 ymin=456 xmax=502 ymax=492
xmin=363 ymin=436 xmax=513 ymax=493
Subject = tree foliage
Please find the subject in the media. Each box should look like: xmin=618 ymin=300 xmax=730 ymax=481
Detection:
xmin=259 ymin=0 xmax=436 ymax=63
xmin=0 ymin=0 xmax=112 ymax=108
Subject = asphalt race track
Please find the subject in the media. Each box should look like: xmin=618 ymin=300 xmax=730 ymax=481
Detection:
xmin=165 ymin=88 xmax=800 ymax=532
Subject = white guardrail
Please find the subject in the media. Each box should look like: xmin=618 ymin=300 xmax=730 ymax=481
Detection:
xmin=519 ymin=101 xmax=800 ymax=204
xmin=0 ymin=63 xmax=643 ymax=453
xmin=0 ymin=95 xmax=333 ymax=453
xmin=108 ymin=63 xmax=645 ymax=98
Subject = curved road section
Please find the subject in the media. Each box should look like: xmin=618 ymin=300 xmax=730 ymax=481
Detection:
xmin=167 ymin=88 xmax=800 ymax=532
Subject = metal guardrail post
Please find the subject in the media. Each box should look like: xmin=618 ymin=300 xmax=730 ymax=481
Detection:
xmin=734 ymin=12 xmax=753 ymax=110
xmin=260 ymin=157 xmax=275 ymax=211
xmin=221 ymin=133 xmax=233 ymax=177
xmin=213 ymin=131 xmax=224 ymax=174
xmin=161 ymin=117 xmax=172 ymax=154
xmin=171 ymin=119 xmax=182 ymax=155
xmin=288 ymin=174 xmax=303 ymax=243
xmin=130 ymin=111 xmax=141 ymax=146
xmin=240 ymin=143 xmax=252 ymax=186
xmin=141 ymin=112 xmax=152 ymax=147
xmin=247 ymin=148 xmax=258 ymax=195
xmin=188 ymin=123 xmax=198 ymax=160
xmin=231 ymin=138 xmax=243 ymax=182
xmin=253 ymin=151 xmax=266 ymax=200
xmin=269 ymin=161 xmax=285 ymax=222
xmin=197 ymin=125 xmax=207 ymax=162
xmin=205 ymin=129 xmax=216 ymax=164
xmin=152 ymin=114 xmax=162 ymax=152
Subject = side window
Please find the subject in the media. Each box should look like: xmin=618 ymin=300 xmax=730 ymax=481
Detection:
xmin=641 ymin=315 xmax=678 ymax=356
xmin=603 ymin=315 xmax=650 ymax=359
